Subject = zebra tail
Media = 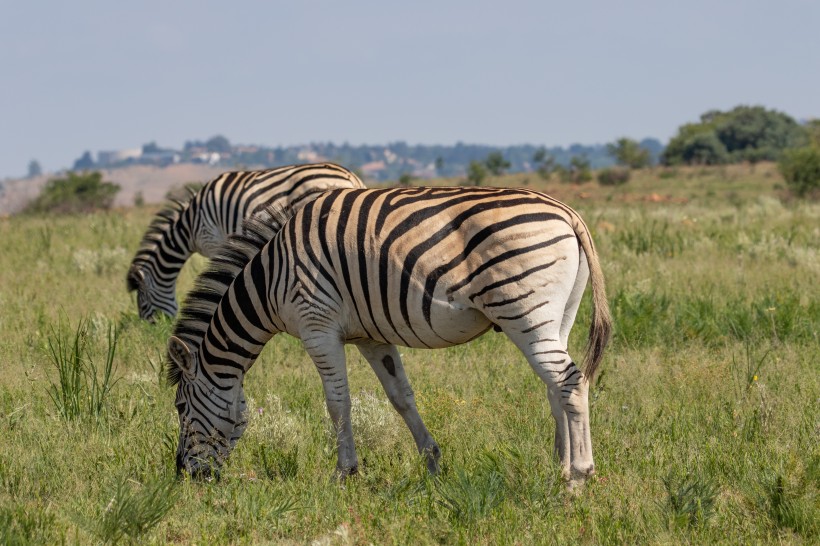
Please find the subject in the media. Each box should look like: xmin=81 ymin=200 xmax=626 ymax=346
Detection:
xmin=572 ymin=216 xmax=612 ymax=382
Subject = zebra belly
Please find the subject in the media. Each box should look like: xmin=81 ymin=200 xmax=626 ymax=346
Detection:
xmin=412 ymin=301 xmax=493 ymax=348
xmin=336 ymin=298 xmax=492 ymax=349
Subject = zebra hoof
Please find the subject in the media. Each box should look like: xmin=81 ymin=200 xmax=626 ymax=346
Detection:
xmin=336 ymin=465 xmax=359 ymax=481
xmin=565 ymin=464 xmax=595 ymax=492
xmin=424 ymin=444 xmax=442 ymax=475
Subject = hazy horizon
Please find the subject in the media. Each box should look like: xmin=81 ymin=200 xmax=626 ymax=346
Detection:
xmin=2 ymin=1 xmax=818 ymax=178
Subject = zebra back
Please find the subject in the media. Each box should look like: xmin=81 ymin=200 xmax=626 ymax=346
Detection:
xmin=127 ymin=162 xmax=365 ymax=320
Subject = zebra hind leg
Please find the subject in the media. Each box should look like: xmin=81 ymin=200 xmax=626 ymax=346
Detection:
xmin=504 ymin=326 xmax=594 ymax=490
xmin=547 ymin=383 xmax=571 ymax=477
xmin=301 ymin=332 xmax=359 ymax=478
xmin=355 ymin=341 xmax=441 ymax=474
xmin=547 ymin=247 xmax=590 ymax=484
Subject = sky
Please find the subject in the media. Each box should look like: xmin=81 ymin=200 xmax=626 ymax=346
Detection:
xmin=1 ymin=0 xmax=818 ymax=178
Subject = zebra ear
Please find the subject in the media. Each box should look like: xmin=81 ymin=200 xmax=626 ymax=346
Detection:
xmin=168 ymin=336 xmax=196 ymax=379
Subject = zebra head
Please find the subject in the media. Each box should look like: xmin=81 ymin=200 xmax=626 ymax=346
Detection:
xmin=127 ymin=265 xmax=178 ymax=322
xmin=167 ymin=336 xmax=247 ymax=480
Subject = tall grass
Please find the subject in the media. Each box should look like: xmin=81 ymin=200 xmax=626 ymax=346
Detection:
xmin=608 ymin=288 xmax=819 ymax=348
xmin=660 ymin=473 xmax=718 ymax=529
xmin=79 ymin=475 xmax=178 ymax=545
xmin=0 ymin=504 xmax=61 ymax=545
xmin=435 ymin=462 xmax=506 ymax=523
xmin=0 ymin=167 xmax=817 ymax=543
xmin=613 ymin=219 xmax=689 ymax=257
xmin=46 ymin=317 xmax=120 ymax=425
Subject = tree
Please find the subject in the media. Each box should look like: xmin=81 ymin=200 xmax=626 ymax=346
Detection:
xmin=663 ymin=105 xmax=806 ymax=165
xmin=398 ymin=172 xmax=414 ymax=187
xmin=434 ymin=157 xmax=444 ymax=175
xmin=205 ymin=135 xmax=232 ymax=154
xmin=532 ymin=147 xmax=556 ymax=179
xmin=27 ymin=159 xmax=42 ymax=178
xmin=715 ymin=106 xmax=806 ymax=160
xmin=805 ymin=119 xmax=820 ymax=148
xmin=73 ymin=151 xmax=95 ymax=171
xmin=558 ymin=156 xmax=592 ymax=184
xmin=606 ymin=138 xmax=652 ymax=169
xmin=466 ymin=160 xmax=487 ymax=186
xmin=779 ymin=146 xmax=820 ymax=197
xmin=639 ymin=138 xmax=665 ymax=164
xmin=142 ymin=141 xmax=163 ymax=154
xmin=676 ymin=132 xmax=729 ymax=165
xmin=484 ymin=151 xmax=510 ymax=176
xmin=26 ymin=171 xmax=120 ymax=214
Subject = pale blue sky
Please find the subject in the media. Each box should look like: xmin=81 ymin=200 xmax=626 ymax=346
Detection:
xmin=1 ymin=0 xmax=817 ymax=178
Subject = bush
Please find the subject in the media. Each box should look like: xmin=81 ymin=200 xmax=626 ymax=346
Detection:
xmin=398 ymin=172 xmax=414 ymax=187
xmin=663 ymin=105 xmax=807 ymax=166
xmin=26 ymin=171 xmax=120 ymax=214
xmin=557 ymin=156 xmax=592 ymax=184
xmin=778 ymin=146 xmax=820 ymax=197
xmin=466 ymin=160 xmax=487 ymax=186
xmin=484 ymin=151 xmax=510 ymax=176
xmin=606 ymin=138 xmax=652 ymax=169
xmin=597 ymin=167 xmax=631 ymax=186
xmin=676 ymin=132 xmax=729 ymax=165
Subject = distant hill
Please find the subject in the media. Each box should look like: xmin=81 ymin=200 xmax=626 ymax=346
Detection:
xmin=1 ymin=138 xmax=665 ymax=215
xmin=0 ymin=164 xmax=227 ymax=216
xmin=67 ymin=138 xmax=666 ymax=182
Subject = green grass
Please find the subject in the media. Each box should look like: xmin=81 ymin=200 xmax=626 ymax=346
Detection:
xmin=0 ymin=165 xmax=817 ymax=544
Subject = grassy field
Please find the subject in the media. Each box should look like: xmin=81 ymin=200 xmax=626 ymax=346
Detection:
xmin=0 ymin=164 xmax=817 ymax=544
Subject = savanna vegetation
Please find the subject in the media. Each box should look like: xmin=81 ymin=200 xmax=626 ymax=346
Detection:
xmin=0 ymin=164 xmax=817 ymax=544
xmin=24 ymin=171 xmax=120 ymax=215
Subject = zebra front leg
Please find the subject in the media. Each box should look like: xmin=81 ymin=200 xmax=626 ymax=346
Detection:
xmin=355 ymin=341 xmax=441 ymax=474
xmin=302 ymin=333 xmax=358 ymax=478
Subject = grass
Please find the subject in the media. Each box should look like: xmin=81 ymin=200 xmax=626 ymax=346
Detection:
xmin=0 ymin=164 xmax=817 ymax=544
xmin=46 ymin=317 xmax=119 ymax=424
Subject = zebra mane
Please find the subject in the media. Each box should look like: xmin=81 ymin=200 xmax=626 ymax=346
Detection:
xmin=166 ymin=205 xmax=293 ymax=386
xmin=126 ymin=196 xmax=191 ymax=291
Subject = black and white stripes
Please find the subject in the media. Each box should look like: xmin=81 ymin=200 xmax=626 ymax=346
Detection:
xmin=127 ymin=162 xmax=365 ymax=321
xmin=167 ymin=186 xmax=611 ymax=488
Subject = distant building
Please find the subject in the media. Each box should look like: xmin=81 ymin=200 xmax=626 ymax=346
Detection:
xmin=140 ymin=151 xmax=181 ymax=166
xmin=191 ymin=152 xmax=221 ymax=165
xmin=296 ymin=148 xmax=321 ymax=163
xmin=97 ymin=148 xmax=142 ymax=166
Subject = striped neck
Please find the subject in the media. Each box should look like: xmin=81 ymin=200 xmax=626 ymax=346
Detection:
xmin=197 ymin=248 xmax=282 ymax=387
xmin=168 ymin=205 xmax=293 ymax=387
xmin=130 ymin=201 xmax=197 ymax=282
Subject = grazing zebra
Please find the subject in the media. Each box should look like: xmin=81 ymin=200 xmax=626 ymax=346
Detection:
xmin=166 ymin=186 xmax=611 ymax=490
xmin=127 ymin=162 xmax=365 ymax=321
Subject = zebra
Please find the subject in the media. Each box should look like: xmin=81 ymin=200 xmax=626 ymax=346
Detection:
xmin=126 ymin=162 xmax=365 ymax=321
xmin=166 ymin=186 xmax=611 ymax=490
